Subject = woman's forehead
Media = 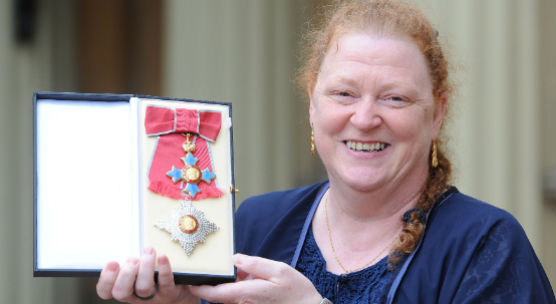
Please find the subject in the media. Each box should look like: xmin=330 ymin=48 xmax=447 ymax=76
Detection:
xmin=329 ymin=33 xmax=423 ymax=63
xmin=319 ymin=33 xmax=431 ymax=84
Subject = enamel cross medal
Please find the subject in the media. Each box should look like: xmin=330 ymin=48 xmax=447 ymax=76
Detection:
xmin=144 ymin=106 xmax=224 ymax=201
xmin=166 ymin=133 xmax=217 ymax=199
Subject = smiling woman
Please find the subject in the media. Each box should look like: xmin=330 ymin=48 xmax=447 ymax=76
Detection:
xmin=95 ymin=1 xmax=555 ymax=303
xmin=302 ymin=3 xmax=451 ymax=272
xmin=309 ymin=34 xmax=440 ymax=198
xmin=308 ymin=35 xmax=446 ymax=278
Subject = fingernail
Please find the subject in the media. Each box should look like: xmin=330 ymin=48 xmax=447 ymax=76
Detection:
xmin=106 ymin=262 xmax=119 ymax=272
xmin=158 ymin=255 xmax=168 ymax=265
xmin=233 ymin=254 xmax=243 ymax=266
xmin=127 ymin=258 xmax=139 ymax=266
xmin=143 ymin=247 xmax=154 ymax=255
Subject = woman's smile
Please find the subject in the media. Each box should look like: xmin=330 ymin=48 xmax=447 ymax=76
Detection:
xmin=344 ymin=140 xmax=388 ymax=153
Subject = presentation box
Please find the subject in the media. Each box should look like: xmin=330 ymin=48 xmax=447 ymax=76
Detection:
xmin=33 ymin=92 xmax=236 ymax=285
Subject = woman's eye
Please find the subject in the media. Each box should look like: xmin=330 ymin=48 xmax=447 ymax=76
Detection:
xmin=387 ymin=96 xmax=405 ymax=102
xmin=381 ymin=95 xmax=410 ymax=107
xmin=328 ymin=90 xmax=358 ymax=103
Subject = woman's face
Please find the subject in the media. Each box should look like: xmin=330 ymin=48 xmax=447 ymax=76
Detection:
xmin=309 ymin=32 xmax=445 ymax=194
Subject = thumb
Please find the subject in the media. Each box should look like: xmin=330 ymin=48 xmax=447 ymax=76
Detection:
xmin=233 ymin=254 xmax=289 ymax=281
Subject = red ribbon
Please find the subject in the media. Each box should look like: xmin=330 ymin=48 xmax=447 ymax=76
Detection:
xmin=145 ymin=106 xmax=224 ymax=200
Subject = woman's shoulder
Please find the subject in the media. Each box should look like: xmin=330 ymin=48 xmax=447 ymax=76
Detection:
xmin=395 ymin=188 xmax=554 ymax=303
xmin=426 ymin=188 xmax=529 ymax=252
xmin=431 ymin=188 xmax=522 ymax=231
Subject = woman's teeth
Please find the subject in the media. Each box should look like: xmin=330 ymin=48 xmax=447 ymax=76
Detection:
xmin=346 ymin=141 xmax=386 ymax=152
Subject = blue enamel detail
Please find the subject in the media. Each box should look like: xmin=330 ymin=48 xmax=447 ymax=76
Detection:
xmin=185 ymin=183 xmax=201 ymax=198
xmin=184 ymin=152 xmax=198 ymax=166
xmin=201 ymin=169 xmax=216 ymax=183
xmin=167 ymin=166 xmax=183 ymax=183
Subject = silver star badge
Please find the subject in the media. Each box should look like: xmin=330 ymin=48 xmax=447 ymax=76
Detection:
xmin=155 ymin=201 xmax=218 ymax=255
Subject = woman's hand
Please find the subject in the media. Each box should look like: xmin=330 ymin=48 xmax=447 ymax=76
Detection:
xmin=96 ymin=248 xmax=199 ymax=304
xmin=190 ymin=254 xmax=323 ymax=304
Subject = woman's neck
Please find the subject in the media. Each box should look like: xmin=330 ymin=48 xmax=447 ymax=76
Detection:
xmin=326 ymin=173 xmax=425 ymax=222
xmin=311 ymin=175 xmax=427 ymax=274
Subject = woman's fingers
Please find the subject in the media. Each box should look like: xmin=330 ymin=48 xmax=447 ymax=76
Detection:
xmin=134 ymin=247 xmax=157 ymax=298
xmin=233 ymin=253 xmax=287 ymax=281
xmin=95 ymin=251 xmax=200 ymax=304
xmin=236 ymin=267 xmax=252 ymax=281
xmin=96 ymin=261 xmax=120 ymax=300
xmin=111 ymin=258 xmax=140 ymax=301
xmin=157 ymin=254 xmax=176 ymax=293
xmin=158 ymin=255 xmax=201 ymax=304
xmin=191 ymin=254 xmax=323 ymax=304
xmin=190 ymin=279 xmax=257 ymax=303
xmin=189 ymin=255 xmax=294 ymax=303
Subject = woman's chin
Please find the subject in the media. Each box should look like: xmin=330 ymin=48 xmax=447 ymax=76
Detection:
xmin=334 ymin=173 xmax=390 ymax=194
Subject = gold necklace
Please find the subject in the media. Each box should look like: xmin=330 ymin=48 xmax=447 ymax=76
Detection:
xmin=324 ymin=190 xmax=400 ymax=274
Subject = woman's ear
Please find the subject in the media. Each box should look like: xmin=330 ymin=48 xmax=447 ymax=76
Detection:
xmin=432 ymin=93 xmax=447 ymax=137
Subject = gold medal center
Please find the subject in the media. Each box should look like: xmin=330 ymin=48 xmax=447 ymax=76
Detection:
xmin=183 ymin=166 xmax=201 ymax=183
xmin=179 ymin=215 xmax=199 ymax=234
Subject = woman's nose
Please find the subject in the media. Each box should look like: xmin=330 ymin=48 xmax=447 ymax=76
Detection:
xmin=349 ymin=99 xmax=382 ymax=130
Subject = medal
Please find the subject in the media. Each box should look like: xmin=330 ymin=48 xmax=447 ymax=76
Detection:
xmin=144 ymin=106 xmax=224 ymax=200
xmin=155 ymin=200 xmax=218 ymax=255
xmin=166 ymin=133 xmax=217 ymax=198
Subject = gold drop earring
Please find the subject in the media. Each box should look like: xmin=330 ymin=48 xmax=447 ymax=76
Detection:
xmin=431 ymin=141 xmax=438 ymax=168
xmin=310 ymin=129 xmax=316 ymax=155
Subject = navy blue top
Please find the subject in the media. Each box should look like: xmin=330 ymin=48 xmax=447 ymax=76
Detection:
xmin=231 ymin=181 xmax=555 ymax=303
xmin=296 ymin=227 xmax=397 ymax=304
